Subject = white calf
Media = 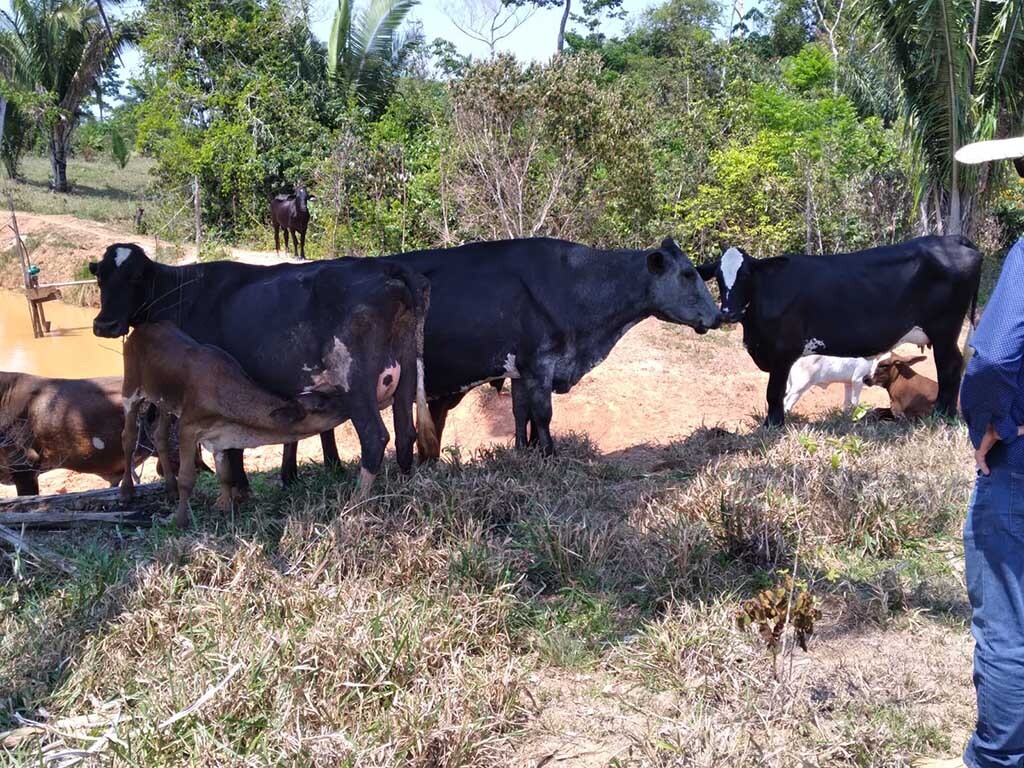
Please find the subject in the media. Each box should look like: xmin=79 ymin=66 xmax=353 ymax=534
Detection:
xmin=784 ymin=354 xmax=886 ymax=412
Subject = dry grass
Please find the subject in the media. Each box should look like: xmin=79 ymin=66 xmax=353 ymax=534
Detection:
xmin=0 ymin=418 xmax=976 ymax=766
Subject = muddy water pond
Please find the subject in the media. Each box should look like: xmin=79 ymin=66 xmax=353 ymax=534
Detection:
xmin=0 ymin=290 xmax=122 ymax=378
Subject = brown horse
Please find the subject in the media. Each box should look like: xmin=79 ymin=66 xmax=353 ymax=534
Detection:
xmin=269 ymin=186 xmax=310 ymax=260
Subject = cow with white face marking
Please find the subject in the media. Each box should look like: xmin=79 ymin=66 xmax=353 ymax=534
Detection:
xmin=698 ymin=236 xmax=981 ymax=426
xmin=90 ymin=243 xmax=434 ymax=498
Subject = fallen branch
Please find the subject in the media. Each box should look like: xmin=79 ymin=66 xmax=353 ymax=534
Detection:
xmin=0 ymin=483 xmax=165 ymax=514
xmin=158 ymin=662 xmax=244 ymax=731
xmin=0 ymin=524 xmax=78 ymax=575
xmin=0 ymin=510 xmax=154 ymax=530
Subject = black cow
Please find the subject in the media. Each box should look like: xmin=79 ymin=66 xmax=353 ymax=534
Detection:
xmin=270 ymin=186 xmax=310 ymax=260
xmin=697 ymin=235 xmax=981 ymax=427
xmin=388 ymin=236 xmax=720 ymax=458
xmin=90 ymin=243 xmax=434 ymax=498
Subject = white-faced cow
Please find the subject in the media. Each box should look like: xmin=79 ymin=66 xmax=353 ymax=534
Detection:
xmin=384 ymin=236 xmax=721 ymax=458
xmin=270 ymin=186 xmax=310 ymax=260
xmin=90 ymin=244 xmax=434 ymax=498
xmin=697 ymin=235 xmax=981 ymax=426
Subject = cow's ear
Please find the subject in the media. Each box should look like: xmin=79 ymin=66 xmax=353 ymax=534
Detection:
xmin=696 ymin=259 xmax=719 ymax=281
xmin=905 ymin=355 xmax=928 ymax=366
xmin=660 ymin=236 xmax=682 ymax=255
xmin=88 ymin=262 xmax=99 ymax=276
xmin=646 ymin=249 xmax=667 ymax=275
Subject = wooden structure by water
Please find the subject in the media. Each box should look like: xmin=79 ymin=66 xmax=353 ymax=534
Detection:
xmin=5 ymin=194 xmax=96 ymax=338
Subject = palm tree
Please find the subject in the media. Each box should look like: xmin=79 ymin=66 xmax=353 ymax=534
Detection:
xmin=862 ymin=0 xmax=1024 ymax=236
xmin=327 ymin=0 xmax=418 ymax=111
xmin=0 ymin=0 xmax=131 ymax=191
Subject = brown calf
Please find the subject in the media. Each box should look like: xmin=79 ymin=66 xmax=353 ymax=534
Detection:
xmin=0 ymin=372 xmax=168 ymax=495
xmin=121 ymin=322 xmax=340 ymax=526
xmin=864 ymin=353 xmax=938 ymax=419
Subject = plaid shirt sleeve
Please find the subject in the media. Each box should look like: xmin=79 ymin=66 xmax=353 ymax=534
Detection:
xmin=960 ymin=238 xmax=1024 ymax=449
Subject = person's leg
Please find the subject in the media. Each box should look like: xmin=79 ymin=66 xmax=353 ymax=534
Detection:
xmin=962 ymin=466 xmax=1024 ymax=768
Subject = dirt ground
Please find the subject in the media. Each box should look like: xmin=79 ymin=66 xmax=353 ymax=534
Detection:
xmin=0 ymin=210 xmax=933 ymax=497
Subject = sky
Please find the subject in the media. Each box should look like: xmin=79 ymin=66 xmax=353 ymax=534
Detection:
xmin=0 ymin=0 xmax=660 ymax=84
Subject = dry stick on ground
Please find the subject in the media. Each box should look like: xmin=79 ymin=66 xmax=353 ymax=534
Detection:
xmin=0 ymin=483 xmax=164 ymax=514
xmin=0 ymin=510 xmax=153 ymax=529
xmin=0 ymin=523 xmax=78 ymax=575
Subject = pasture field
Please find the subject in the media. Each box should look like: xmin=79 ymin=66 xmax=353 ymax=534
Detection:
xmin=3 ymin=157 xmax=156 ymax=230
xmin=0 ymin=190 xmax=985 ymax=766
xmin=0 ymin=410 xmax=977 ymax=766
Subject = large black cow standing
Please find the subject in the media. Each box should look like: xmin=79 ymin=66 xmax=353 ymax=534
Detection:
xmin=697 ymin=235 xmax=982 ymax=427
xmin=392 ymin=236 xmax=721 ymax=458
xmin=90 ymin=244 xmax=434 ymax=499
xmin=282 ymin=236 xmax=720 ymax=471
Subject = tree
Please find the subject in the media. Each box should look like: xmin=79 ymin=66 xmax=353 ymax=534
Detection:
xmin=442 ymin=0 xmax=534 ymax=56
xmin=136 ymin=0 xmax=329 ymax=233
xmin=863 ymin=0 xmax=1024 ymax=235
xmin=0 ymin=0 xmax=132 ymax=191
xmin=327 ymin=0 xmax=418 ymax=113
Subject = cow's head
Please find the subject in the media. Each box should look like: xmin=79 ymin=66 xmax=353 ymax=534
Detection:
xmin=90 ymin=243 xmax=153 ymax=338
xmin=864 ymin=353 xmax=926 ymax=388
xmin=646 ymin=237 xmax=721 ymax=334
xmin=295 ymin=185 xmax=309 ymax=213
xmin=697 ymin=246 xmax=756 ymax=324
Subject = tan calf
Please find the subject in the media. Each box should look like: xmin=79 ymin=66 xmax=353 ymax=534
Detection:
xmin=121 ymin=322 xmax=324 ymax=527
xmin=864 ymin=353 xmax=938 ymax=420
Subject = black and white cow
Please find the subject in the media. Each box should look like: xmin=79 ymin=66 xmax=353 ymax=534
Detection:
xmin=90 ymin=244 xmax=434 ymax=498
xmin=697 ymin=235 xmax=981 ymax=426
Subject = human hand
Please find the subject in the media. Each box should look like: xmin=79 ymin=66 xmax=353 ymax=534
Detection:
xmin=977 ymin=424 xmax=1001 ymax=476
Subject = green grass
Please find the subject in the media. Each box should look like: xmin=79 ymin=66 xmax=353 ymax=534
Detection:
xmin=0 ymin=421 xmax=977 ymax=766
xmin=2 ymin=155 xmax=156 ymax=230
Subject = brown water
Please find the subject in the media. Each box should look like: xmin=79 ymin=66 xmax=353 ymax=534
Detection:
xmin=0 ymin=290 xmax=123 ymax=379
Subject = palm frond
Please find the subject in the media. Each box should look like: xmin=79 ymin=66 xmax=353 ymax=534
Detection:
xmin=327 ymin=0 xmax=353 ymax=79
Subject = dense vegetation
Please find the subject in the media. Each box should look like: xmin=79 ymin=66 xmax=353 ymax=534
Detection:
xmin=5 ymin=0 xmax=1024 ymax=261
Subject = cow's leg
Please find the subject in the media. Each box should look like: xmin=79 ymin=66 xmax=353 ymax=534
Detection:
xmin=299 ymin=228 xmax=306 ymax=260
xmin=273 ymin=223 xmax=280 ymax=254
xmin=842 ymin=382 xmax=854 ymax=410
xmin=154 ymin=410 xmax=178 ymax=502
xmin=418 ymin=393 xmax=464 ymax=462
xmin=120 ymin=398 xmax=143 ymax=501
xmin=12 ymin=469 xmax=39 ymax=496
xmin=352 ymin=405 xmax=389 ymax=499
xmin=281 ymin=442 xmax=300 ymax=486
xmin=221 ymin=448 xmax=250 ymax=502
xmin=291 ymin=228 xmax=300 ymax=260
xmin=392 ymin=361 xmax=417 ymax=474
xmin=765 ymin=366 xmax=790 ymax=427
xmin=213 ymin=452 xmax=236 ymax=512
xmin=519 ymin=368 xmax=555 ymax=455
xmin=283 ymin=228 xmax=290 ymax=253
xmin=320 ymin=431 xmax=341 ymax=469
xmin=511 ymin=379 xmax=530 ymax=448
xmin=932 ymin=336 xmax=964 ymax=418
xmin=175 ymin=425 xmax=200 ymax=528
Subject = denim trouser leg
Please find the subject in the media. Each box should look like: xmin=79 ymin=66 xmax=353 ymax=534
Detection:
xmin=964 ymin=466 xmax=1024 ymax=768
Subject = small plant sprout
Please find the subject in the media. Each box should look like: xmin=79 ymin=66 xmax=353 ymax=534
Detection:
xmin=737 ymin=574 xmax=822 ymax=676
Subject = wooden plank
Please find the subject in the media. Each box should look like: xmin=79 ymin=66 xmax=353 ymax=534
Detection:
xmin=0 ymin=524 xmax=79 ymax=574
xmin=0 ymin=482 xmax=165 ymax=514
xmin=0 ymin=510 xmax=155 ymax=529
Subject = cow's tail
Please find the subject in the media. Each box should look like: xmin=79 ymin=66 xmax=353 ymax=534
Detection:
xmin=960 ymin=242 xmax=982 ymax=376
xmin=394 ymin=264 xmax=439 ymax=461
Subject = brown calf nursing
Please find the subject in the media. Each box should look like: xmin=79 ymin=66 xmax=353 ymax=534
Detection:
xmin=120 ymin=322 xmax=324 ymax=527
xmin=865 ymin=353 xmax=938 ymax=420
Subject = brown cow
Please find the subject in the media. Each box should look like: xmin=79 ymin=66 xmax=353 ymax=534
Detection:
xmin=120 ymin=322 xmax=388 ymax=527
xmin=0 ymin=372 xmax=167 ymax=495
xmin=864 ymin=353 xmax=938 ymax=419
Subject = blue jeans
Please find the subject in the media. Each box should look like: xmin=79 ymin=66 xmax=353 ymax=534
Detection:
xmin=965 ymin=466 xmax=1024 ymax=768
